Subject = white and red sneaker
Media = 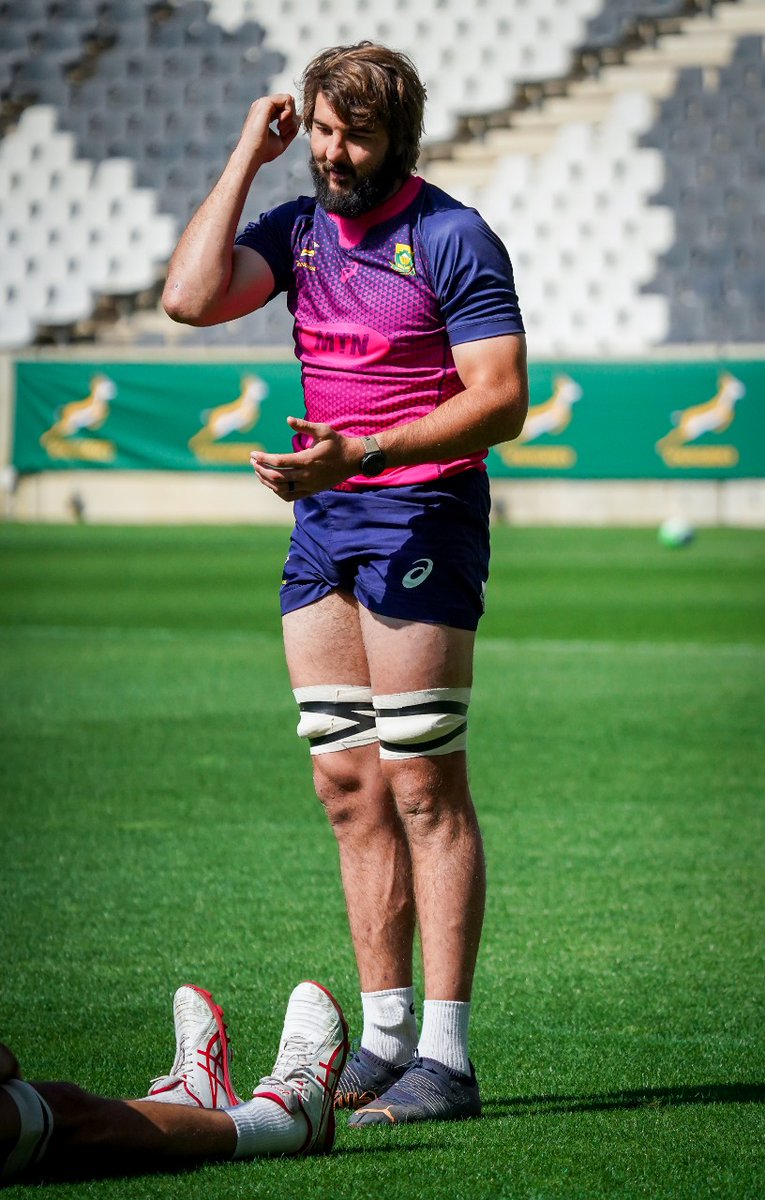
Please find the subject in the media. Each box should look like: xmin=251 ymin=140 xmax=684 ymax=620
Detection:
xmin=144 ymin=984 xmax=239 ymax=1108
xmin=252 ymin=981 xmax=349 ymax=1154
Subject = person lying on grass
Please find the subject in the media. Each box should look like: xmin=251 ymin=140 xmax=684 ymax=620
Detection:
xmin=0 ymin=980 xmax=347 ymax=1183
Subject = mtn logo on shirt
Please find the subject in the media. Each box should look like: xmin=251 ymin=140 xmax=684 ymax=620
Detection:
xmin=391 ymin=243 xmax=415 ymax=276
xmin=296 ymin=322 xmax=390 ymax=366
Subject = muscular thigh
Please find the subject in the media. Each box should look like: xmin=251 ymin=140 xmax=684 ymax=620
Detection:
xmin=283 ymin=592 xmax=474 ymax=693
xmin=283 ymin=594 xmax=476 ymax=774
xmin=358 ymin=610 xmax=475 ymax=776
xmin=283 ymin=594 xmax=386 ymax=791
xmin=358 ymin=608 xmax=475 ymax=694
xmin=282 ymin=591 xmax=369 ymax=688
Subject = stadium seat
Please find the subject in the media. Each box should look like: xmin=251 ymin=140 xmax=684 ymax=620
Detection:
xmin=581 ymin=0 xmax=686 ymax=49
xmin=0 ymin=0 xmax=48 ymax=23
xmin=0 ymin=100 xmax=178 ymax=346
xmin=637 ymin=31 xmax=765 ymax=343
xmin=51 ymin=0 xmax=100 ymax=19
xmin=0 ymin=25 xmax=29 ymax=66
xmin=0 ymin=301 xmax=35 ymax=350
xmin=33 ymin=26 xmax=85 ymax=66
xmin=1 ymin=0 xmax=763 ymax=349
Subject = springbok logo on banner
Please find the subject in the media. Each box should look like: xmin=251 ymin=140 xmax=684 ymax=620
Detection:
xmin=655 ymin=372 xmax=745 ymax=468
xmin=39 ymin=374 xmax=117 ymax=463
xmin=189 ymin=374 xmax=268 ymax=464
xmin=498 ymin=374 xmax=582 ymax=468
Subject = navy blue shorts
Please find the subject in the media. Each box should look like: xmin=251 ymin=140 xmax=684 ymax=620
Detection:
xmin=280 ymin=469 xmax=491 ymax=631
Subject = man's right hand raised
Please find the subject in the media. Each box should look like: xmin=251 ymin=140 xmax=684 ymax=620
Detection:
xmin=162 ymin=93 xmax=298 ymax=327
xmin=238 ymin=94 xmax=302 ymax=169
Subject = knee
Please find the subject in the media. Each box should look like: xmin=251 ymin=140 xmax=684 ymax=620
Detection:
xmin=312 ymin=756 xmax=397 ymax=838
xmin=383 ymin=760 xmax=439 ymax=824
xmin=311 ymin=757 xmax=375 ymax=828
xmin=383 ymin=758 xmax=473 ymax=831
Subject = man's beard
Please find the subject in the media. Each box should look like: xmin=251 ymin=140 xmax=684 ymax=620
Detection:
xmin=310 ymin=150 xmax=402 ymax=218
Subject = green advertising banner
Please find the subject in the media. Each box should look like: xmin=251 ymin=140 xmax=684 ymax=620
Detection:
xmin=488 ymin=359 xmax=764 ymax=479
xmin=13 ymin=361 xmax=304 ymax=474
xmin=12 ymin=357 xmax=765 ymax=478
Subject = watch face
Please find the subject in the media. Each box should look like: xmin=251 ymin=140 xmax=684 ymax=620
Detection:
xmin=361 ymin=450 xmax=386 ymax=477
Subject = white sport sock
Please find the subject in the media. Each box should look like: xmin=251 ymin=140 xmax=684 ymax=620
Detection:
xmin=225 ymin=1095 xmax=308 ymax=1158
xmin=417 ymin=999 xmax=471 ymax=1077
xmin=361 ymin=987 xmax=418 ymax=1065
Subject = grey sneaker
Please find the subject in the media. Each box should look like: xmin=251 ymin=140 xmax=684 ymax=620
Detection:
xmin=334 ymin=1046 xmax=407 ymax=1110
xmin=348 ymin=1056 xmax=481 ymax=1126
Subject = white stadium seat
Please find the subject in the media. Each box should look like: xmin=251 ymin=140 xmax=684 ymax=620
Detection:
xmin=1 ymin=1 xmax=760 ymax=348
xmin=0 ymin=107 xmax=177 ymax=346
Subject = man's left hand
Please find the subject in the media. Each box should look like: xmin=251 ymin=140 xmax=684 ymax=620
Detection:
xmin=250 ymin=417 xmax=361 ymax=501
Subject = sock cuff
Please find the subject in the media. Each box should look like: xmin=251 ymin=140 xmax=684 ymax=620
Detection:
xmin=226 ymin=1094 xmax=307 ymax=1159
xmin=361 ymin=987 xmax=415 ymax=1000
xmin=423 ymin=999 xmax=471 ymax=1015
xmin=360 ymin=987 xmax=418 ymax=1065
xmin=418 ymin=999 xmax=472 ymax=1076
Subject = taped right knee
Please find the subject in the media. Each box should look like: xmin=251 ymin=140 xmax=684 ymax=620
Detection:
xmin=1 ymin=1079 xmax=54 ymax=1182
xmin=294 ymin=685 xmax=378 ymax=755
xmin=373 ymin=687 xmax=471 ymax=758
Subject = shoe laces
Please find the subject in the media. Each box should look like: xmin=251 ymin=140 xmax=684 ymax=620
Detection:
xmin=258 ymin=1032 xmax=315 ymax=1092
xmin=157 ymin=1016 xmax=229 ymax=1088
xmin=149 ymin=1039 xmax=192 ymax=1090
xmin=148 ymin=1034 xmax=189 ymax=1088
xmin=176 ymin=1034 xmax=193 ymax=1077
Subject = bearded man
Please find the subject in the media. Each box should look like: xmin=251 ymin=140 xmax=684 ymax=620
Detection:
xmin=163 ymin=41 xmax=528 ymax=1127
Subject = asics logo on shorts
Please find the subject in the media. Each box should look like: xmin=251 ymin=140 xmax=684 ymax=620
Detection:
xmin=402 ymin=558 xmax=434 ymax=589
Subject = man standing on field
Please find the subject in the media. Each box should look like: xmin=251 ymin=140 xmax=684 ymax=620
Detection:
xmin=163 ymin=41 xmax=528 ymax=1126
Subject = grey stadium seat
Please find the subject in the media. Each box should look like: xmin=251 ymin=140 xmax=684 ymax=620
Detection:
xmin=640 ymin=34 xmax=765 ymax=342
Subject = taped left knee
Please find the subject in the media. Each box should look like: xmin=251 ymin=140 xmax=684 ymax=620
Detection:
xmin=373 ymin=688 xmax=471 ymax=759
xmin=294 ymin=685 xmax=377 ymax=755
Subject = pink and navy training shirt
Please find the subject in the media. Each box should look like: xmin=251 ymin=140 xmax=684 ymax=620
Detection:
xmin=235 ymin=175 xmax=524 ymax=487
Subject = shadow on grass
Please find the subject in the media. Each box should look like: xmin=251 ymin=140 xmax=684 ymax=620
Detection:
xmin=27 ymin=1086 xmax=764 ymax=1185
xmin=484 ymin=1082 xmax=765 ymax=1118
xmin=34 ymin=1137 xmax=431 ymax=1185
xmin=36 ymin=1139 xmax=431 ymax=1186
xmin=36 ymin=1160 xmax=204 ymax=1187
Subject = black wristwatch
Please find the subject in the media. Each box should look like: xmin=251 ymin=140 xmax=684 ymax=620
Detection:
xmin=359 ymin=435 xmax=387 ymax=478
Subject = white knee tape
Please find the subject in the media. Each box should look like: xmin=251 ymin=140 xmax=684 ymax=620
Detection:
xmin=1 ymin=1079 xmax=54 ymax=1182
xmin=373 ymin=688 xmax=471 ymax=759
xmin=294 ymin=685 xmax=378 ymax=755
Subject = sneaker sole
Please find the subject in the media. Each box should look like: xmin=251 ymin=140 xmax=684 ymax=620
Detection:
xmin=349 ymin=1101 xmax=481 ymax=1126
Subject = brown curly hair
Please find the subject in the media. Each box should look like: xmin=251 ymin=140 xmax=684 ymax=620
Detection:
xmin=300 ymin=42 xmax=427 ymax=177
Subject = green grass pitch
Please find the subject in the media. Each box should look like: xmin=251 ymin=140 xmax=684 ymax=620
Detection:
xmin=1 ymin=522 xmax=763 ymax=1199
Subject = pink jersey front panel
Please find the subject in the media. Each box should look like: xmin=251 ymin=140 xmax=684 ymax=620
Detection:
xmin=291 ymin=178 xmax=473 ymax=486
xmin=236 ymin=176 xmax=524 ymax=487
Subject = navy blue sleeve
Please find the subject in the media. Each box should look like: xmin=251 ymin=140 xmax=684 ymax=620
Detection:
xmin=234 ymin=200 xmax=302 ymax=296
xmin=418 ymin=202 xmax=524 ymax=345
